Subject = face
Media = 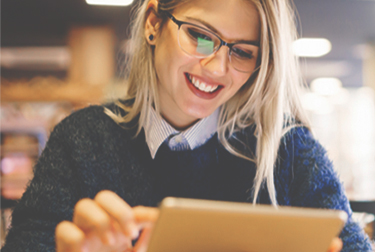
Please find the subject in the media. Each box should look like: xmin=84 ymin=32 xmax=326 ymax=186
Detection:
xmin=148 ymin=0 xmax=260 ymax=129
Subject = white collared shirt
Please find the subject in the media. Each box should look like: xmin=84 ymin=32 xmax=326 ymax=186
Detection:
xmin=144 ymin=108 xmax=220 ymax=159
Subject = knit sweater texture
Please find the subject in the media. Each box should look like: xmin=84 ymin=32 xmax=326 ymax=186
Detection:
xmin=2 ymin=105 xmax=372 ymax=251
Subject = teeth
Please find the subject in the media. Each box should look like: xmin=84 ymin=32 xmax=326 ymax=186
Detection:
xmin=188 ymin=74 xmax=219 ymax=93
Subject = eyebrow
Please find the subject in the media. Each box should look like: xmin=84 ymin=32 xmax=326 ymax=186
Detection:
xmin=184 ymin=16 xmax=260 ymax=47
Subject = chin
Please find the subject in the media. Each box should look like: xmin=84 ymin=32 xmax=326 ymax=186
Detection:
xmin=184 ymin=106 xmax=216 ymax=120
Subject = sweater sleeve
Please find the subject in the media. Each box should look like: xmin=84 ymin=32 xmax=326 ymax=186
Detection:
xmin=2 ymin=114 xmax=86 ymax=252
xmin=279 ymin=127 xmax=373 ymax=251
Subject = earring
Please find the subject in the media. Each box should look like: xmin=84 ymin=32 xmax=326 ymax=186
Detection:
xmin=149 ymin=34 xmax=154 ymax=41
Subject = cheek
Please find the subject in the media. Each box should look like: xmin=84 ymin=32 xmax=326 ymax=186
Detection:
xmin=154 ymin=34 xmax=190 ymax=82
xmin=230 ymin=58 xmax=257 ymax=92
xmin=232 ymin=72 xmax=252 ymax=91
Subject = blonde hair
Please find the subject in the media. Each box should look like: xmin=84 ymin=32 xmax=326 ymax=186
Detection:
xmin=106 ymin=0 xmax=310 ymax=206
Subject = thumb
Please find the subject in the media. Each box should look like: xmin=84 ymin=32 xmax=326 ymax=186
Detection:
xmin=133 ymin=226 xmax=153 ymax=252
xmin=327 ymin=237 xmax=343 ymax=252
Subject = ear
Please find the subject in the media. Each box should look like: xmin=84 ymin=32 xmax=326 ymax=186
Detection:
xmin=145 ymin=0 xmax=162 ymax=45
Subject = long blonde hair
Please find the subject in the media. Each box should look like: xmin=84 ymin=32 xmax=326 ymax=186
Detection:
xmin=105 ymin=0 xmax=310 ymax=206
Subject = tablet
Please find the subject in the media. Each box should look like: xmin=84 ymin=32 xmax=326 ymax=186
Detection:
xmin=146 ymin=197 xmax=348 ymax=252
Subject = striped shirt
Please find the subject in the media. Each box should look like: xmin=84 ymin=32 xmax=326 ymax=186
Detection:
xmin=144 ymin=108 xmax=220 ymax=159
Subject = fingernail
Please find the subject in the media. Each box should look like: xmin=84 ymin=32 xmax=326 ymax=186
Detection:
xmin=129 ymin=223 xmax=139 ymax=239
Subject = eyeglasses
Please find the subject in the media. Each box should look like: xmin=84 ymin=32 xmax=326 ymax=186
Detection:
xmin=165 ymin=12 xmax=259 ymax=73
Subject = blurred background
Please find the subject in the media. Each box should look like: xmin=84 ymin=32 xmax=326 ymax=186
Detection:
xmin=1 ymin=0 xmax=375 ymax=245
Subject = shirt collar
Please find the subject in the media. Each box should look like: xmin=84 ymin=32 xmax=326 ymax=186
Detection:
xmin=144 ymin=107 xmax=220 ymax=159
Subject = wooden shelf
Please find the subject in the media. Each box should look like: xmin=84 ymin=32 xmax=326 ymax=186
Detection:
xmin=1 ymin=143 xmax=40 ymax=157
xmin=1 ymin=77 xmax=105 ymax=104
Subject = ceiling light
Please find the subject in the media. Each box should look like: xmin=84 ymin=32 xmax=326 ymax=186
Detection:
xmin=293 ymin=38 xmax=332 ymax=57
xmin=311 ymin=78 xmax=343 ymax=96
xmin=86 ymin=0 xmax=133 ymax=6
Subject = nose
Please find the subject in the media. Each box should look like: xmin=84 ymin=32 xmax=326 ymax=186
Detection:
xmin=199 ymin=46 xmax=229 ymax=76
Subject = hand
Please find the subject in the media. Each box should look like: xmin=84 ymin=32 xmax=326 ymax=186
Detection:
xmin=327 ymin=237 xmax=343 ymax=252
xmin=55 ymin=190 xmax=159 ymax=252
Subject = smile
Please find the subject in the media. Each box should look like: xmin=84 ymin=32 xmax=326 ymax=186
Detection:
xmin=187 ymin=74 xmax=219 ymax=93
xmin=185 ymin=73 xmax=223 ymax=100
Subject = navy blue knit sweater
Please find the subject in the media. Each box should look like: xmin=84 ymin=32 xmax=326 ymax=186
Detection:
xmin=2 ymin=105 xmax=372 ymax=251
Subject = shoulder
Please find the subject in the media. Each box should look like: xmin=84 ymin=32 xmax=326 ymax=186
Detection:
xmin=53 ymin=105 xmax=109 ymax=136
xmin=50 ymin=103 xmax=137 ymax=150
xmin=277 ymin=127 xmax=346 ymax=207
xmin=279 ymin=126 xmax=326 ymax=167
xmin=44 ymin=104 xmax=146 ymax=182
xmin=56 ymin=102 xmax=134 ymax=132
xmin=59 ymin=105 xmax=107 ymax=126
xmin=283 ymin=126 xmax=331 ymax=170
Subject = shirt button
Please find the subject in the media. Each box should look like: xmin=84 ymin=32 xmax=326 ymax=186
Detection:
xmin=175 ymin=135 xmax=183 ymax=143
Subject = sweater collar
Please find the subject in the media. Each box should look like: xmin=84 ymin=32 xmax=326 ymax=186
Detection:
xmin=144 ymin=107 xmax=219 ymax=159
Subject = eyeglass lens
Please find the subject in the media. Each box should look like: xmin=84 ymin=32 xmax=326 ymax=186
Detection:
xmin=178 ymin=23 xmax=256 ymax=73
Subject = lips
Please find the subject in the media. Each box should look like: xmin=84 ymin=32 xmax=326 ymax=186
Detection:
xmin=184 ymin=73 xmax=223 ymax=100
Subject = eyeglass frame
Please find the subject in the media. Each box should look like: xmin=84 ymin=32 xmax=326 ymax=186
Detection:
xmin=164 ymin=11 xmax=260 ymax=73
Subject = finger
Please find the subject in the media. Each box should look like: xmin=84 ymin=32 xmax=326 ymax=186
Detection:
xmin=133 ymin=226 xmax=153 ymax=252
xmin=55 ymin=221 xmax=85 ymax=252
xmin=82 ymin=231 xmax=114 ymax=252
xmin=73 ymin=198 xmax=113 ymax=245
xmin=132 ymin=207 xmax=159 ymax=252
xmin=327 ymin=237 xmax=343 ymax=252
xmin=94 ymin=190 xmax=139 ymax=239
xmin=133 ymin=206 xmax=159 ymax=224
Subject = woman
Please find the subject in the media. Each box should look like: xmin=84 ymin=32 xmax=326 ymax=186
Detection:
xmin=3 ymin=0 xmax=372 ymax=251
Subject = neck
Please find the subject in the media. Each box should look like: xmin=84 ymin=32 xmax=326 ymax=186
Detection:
xmin=160 ymin=112 xmax=199 ymax=131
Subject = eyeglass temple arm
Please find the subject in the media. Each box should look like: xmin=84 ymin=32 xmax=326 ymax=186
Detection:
xmin=165 ymin=12 xmax=184 ymax=28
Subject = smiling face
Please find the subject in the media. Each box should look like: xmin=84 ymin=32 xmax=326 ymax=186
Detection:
xmin=147 ymin=0 xmax=260 ymax=130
